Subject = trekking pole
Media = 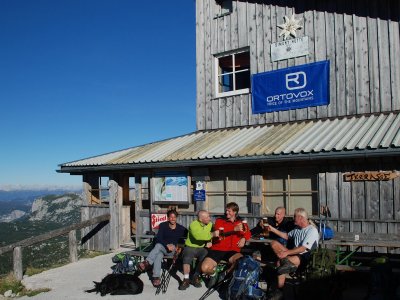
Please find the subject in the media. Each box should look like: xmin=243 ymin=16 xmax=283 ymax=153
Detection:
xmin=198 ymin=270 xmax=232 ymax=300
xmin=155 ymin=246 xmax=182 ymax=295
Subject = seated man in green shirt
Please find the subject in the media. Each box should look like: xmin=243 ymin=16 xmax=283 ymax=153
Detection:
xmin=179 ymin=210 xmax=216 ymax=290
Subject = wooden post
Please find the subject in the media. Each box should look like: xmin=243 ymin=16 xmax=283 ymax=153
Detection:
xmin=116 ymin=175 xmax=125 ymax=245
xmin=69 ymin=230 xmax=78 ymax=263
xmin=13 ymin=247 xmax=23 ymax=281
xmin=135 ymin=178 xmax=142 ymax=247
xmin=109 ymin=178 xmax=119 ymax=250
xmin=80 ymin=206 xmax=89 ymax=250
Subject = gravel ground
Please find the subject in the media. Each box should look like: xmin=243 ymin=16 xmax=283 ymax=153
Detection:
xmin=15 ymin=248 xmax=377 ymax=300
xmin=19 ymin=249 xmax=220 ymax=300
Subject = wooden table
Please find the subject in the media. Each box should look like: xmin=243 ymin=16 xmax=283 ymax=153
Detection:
xmin=246 ymin=237 xmax=274 ymax=244
xmin=322 ymin=238 xmax=400 ymax=265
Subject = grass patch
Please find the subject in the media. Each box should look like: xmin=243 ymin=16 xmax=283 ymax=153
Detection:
xmin=25 ymin=261 xmax=68 ymax=277
xmin=22 ymin=287 xmax=51 ymax=297
xmin=0 ymin=274 xmax=24 ymax=295
xmin=24 ymin=250 xmax=108 ymax=275
xmin=0 ymin=273 xmax=51 ymax=297
xmin=24 ymin=266 xmax=48 ymax=277
xmin=79 ymin=250 xmax=108 ymax=259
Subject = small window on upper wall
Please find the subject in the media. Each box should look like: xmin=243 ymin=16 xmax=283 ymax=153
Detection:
xmin=215 ymin=49 xmax=250 ymax=97
xmin=215 ymin=0 xmax=232 ymax=17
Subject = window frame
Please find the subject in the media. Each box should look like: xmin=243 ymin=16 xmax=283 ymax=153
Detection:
xmin=89 ymin=176 xmax=110 ymax=205
xmin=262 ymin=169 xmax=319 ymax=216
xmin=206 ymin=169 xmax=252 ymax=214
xmin=214 ymin=48 xmax=251 ymax=98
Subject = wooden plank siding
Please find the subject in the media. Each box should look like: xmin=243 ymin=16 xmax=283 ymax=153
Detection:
xmin=81 ymin=205 xmax=110 ymax=252
xmin=318 ymin=160 xmax=400 ymax=254
xmin=196 ymin=0 xmax=206 ymax=130
xmin=196 ymin=0 xmax=400 ymax=130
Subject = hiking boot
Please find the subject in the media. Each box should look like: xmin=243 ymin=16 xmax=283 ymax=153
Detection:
xmin=178 ymin=279 xmax=190 ymax=290
xmin=137 ymin=260 xmax=150 ymax=272
xmin=152 ymin=277 xmax=161 ymax=287
xmin=277 ymin=258 xmax=297 ymax=275
xmin=191 ymin=275 xmax=202 ymax=288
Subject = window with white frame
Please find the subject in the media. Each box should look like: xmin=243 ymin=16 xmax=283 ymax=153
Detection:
xmin=215 ymin=49 xmax=250 ymax=97
xmin=262 ymin=169 xmax=318 ymax=216
xmin=206 ymin=169 xmax=251 ymax=214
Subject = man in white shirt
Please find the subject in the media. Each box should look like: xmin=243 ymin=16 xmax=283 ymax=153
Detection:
xmin=267 ymin=207 xmax=319 ymax=292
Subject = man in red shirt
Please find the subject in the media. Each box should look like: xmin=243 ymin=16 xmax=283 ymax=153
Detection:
xmin=200 ymin=202 xmax=251 ymax=283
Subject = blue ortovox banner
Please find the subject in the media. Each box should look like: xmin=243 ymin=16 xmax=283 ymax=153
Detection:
xmin=252 ymin=60 xmax=330 ymax=114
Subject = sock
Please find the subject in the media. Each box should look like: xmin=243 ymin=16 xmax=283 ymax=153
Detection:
xmin=184 ymin=274 xmax=189 ymax=279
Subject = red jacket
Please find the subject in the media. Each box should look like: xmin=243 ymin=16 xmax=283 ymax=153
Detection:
xmin=211 ymin=217 xmax=251 ymax=252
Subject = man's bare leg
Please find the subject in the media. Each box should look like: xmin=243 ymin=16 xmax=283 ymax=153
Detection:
xmin=183 ymin=263 xmax=190 ymax=276
xmin=201 ymin=257 xmax=218 ymax=275
xmin=227 ymin=253 xmax=242 ymax=273
xmin=270 ymin=240 xmax=287 ymax=255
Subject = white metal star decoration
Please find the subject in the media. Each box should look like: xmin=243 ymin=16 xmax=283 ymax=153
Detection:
xmin=277 ymin=14 xmax=302 ymax=40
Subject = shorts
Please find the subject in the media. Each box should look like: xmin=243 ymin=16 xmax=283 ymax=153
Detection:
xmin=182 ymin=246 xmax=208 ymax=264
xmin=205 ymin=249 xmax=238 ymax=264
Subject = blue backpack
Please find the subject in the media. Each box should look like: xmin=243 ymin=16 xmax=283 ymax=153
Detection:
xmin=319 ymin=222 xmax=334 ymax=240
xmin=228 ymin=255 xmax=264 ymax=300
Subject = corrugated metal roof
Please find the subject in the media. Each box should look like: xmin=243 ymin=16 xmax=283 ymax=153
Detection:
xmin=59 ymin=112 xmax=400 ymax=171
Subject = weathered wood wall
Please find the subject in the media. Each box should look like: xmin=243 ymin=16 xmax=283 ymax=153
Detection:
xmin=318 ymin=159 xmax=400 ymax=253
xmin=196 ymin=0 xmax=400 ymax=130
xmin=81 ymin=205 xmax=110 ymax=252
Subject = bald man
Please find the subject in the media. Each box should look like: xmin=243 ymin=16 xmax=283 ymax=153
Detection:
xmin=251 ymin=207 xmax=294 ymax=246
xmin=179 ymin=210 xmax=216 ymax=290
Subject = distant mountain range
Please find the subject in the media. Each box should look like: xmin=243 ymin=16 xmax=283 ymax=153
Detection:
xmin=0 ymin=191 xmax=84 ymax=275
xmin=0 ymin=184 xmax=82 ymax=192
xmin=0 ymin=188 xmax=82 ymax=222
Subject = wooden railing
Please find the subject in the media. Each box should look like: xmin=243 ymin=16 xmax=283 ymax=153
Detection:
xmin=0 ymin=214 xmax=110 ymax=280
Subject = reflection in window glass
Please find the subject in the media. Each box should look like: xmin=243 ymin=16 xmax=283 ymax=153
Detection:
xmin=235 ymin=70 xmax=250 ymax=90
xmin=219 ymin=56 xmax=233 ymax=73
xmin=219 ymin=74 xmax=233 ymax=93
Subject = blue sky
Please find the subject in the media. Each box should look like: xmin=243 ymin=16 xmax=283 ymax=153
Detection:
xmin=0 ymin=0 xmax=197 ymax=188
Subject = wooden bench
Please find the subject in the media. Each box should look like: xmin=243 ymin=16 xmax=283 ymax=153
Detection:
xmin=323 ymin=232 xmax=400 ymax=246
xmin=322 ymin=232 xmax=400 ymax=266
xmin=131 ymin=233 xmax=156 ymax=251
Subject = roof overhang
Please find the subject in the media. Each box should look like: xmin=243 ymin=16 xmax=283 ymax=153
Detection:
xmin=58 ymin=112 xmax=400 ymax=174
